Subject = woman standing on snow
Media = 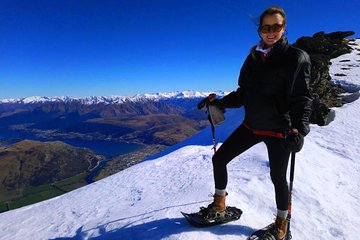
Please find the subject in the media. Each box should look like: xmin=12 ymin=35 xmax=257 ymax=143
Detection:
xmin=200 ymin=6 xmax=312 ymax=240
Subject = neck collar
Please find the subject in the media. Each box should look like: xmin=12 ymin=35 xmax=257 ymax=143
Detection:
xmin=256 ymin=41 xmax=272 ymax=57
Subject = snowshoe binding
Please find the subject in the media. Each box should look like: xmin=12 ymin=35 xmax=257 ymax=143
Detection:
xmin=247 ymin=219 xmax=291 ymax=240
xmin=181 ymin=205 xmax=242 ymax=227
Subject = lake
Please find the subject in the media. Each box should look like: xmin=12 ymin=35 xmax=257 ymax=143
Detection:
xmin=0 ymin=128 xmax=143 ymax=158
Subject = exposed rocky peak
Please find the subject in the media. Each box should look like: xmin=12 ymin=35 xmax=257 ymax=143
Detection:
xmin=295 ymin=31 xmax=354 ymax=58
xmin=294 ymin=31 xmax=358 ymax=125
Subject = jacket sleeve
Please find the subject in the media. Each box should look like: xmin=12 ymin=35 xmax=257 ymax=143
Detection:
xmin=219 ymin=87 xmax=244 ymax=108
xmin=289 ymin=51 xmax=313 ymax=136
xmin=217 ymin=55 xmax=251 ymax=109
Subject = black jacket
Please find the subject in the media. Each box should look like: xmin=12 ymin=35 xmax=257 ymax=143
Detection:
xmin=221 ymin=37 xmax=312 ymax=136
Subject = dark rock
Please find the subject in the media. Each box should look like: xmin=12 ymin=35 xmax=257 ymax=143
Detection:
xmin=327 ymin=31 xmax=355 ymax=40
xmin=325 ymin=109 xmax=336 ymax=126
xmin=334 ymin=73 xmax=347 ymax=76
xmin=293 ymin=30 xmax=356 ymax=126
xmin=309 ymin=98 xmax=331 ymax=126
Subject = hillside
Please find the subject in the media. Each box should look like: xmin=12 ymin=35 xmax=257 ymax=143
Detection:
xmin=0 ymin=39 xmax=359 ymax=240
xmin=0 ymin=140 xmax=101 ymax=203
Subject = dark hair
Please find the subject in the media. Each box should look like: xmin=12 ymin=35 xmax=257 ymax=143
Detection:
xmin=250 ymin=6 xmax=287 ymax=59
xmin=259 ymin=6 xmax=287 ymax=27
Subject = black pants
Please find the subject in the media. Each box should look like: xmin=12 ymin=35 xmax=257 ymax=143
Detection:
xmin=212 ymin=124 xmax=290 ymax=211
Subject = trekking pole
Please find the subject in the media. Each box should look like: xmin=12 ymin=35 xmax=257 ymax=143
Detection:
xmin=286 ymin=152 xmax=296 ymax=240
xmin=197 ymin=93 xmax=218 ymax=154
xmin=208 ymin=114 xmax=217 ymax=154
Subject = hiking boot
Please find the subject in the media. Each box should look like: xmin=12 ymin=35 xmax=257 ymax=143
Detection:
xmin=210 ymin=194 xmax=226 ymax=211
xmin=260 ymin=216 xmax=288 ymax=240
xmin=259 ymin=216 xmax=289 ymax=240
xmin=272 ymin=216 xmax=288 ymax=240
xmin=198 ymin=194 xmax=226 ymax=220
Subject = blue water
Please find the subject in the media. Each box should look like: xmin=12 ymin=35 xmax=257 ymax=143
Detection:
xmin=85 ymin=160 xmax=108 ymax=183
xmin=0 ymin=129 xmax=144 ymax=183
xmin=61 ymin=138 xmax=142 ymax=158
xmin=0 ymin=129 xmax=143 ymax=158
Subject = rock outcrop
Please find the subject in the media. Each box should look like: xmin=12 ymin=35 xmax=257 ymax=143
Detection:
xmin=294 ymin=31 xmax=356 ymax=126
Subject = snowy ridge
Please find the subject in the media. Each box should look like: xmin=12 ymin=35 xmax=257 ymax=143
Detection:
xmin=329 ymin=42 xmax=360 ymax=93
xmin=0 ymin=40 xmax=359 ymax=239
xmin=0 ymin=90 xmax=227 ymax=105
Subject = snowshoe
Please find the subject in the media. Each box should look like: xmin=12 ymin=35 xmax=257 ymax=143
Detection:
xmin=181 ymin=206 xmax=242 ymax=227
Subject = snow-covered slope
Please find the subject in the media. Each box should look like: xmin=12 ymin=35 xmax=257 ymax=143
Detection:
xmin=0 ymin=40 xmax=359 ymax=240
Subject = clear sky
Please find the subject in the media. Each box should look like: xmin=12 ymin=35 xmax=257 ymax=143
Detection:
xmin=1 ymin=0 xmax=359 ymax=99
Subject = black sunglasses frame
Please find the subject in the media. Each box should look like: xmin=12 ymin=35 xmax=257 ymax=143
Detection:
xmin=259 ymin=24 xmax=284 ymax=34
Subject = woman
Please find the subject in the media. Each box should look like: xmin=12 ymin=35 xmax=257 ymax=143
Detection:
xmin=201 ymin=6 xmax=312 ymax=240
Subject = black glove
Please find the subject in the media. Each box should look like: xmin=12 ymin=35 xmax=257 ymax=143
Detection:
xmin=197 ymin=93 xmax=217 ymax=110
xmin=285 ymin=129 xmax=304 ymax=152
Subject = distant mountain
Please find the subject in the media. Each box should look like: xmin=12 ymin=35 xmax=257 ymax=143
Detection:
xmin=0 ymin=91 xmax=226 ymax=146
xmin=0 ymin=90 xmax=226 ymax=105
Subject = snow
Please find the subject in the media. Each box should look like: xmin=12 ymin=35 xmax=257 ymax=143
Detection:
xmin=330 ymin=42 xmax=360 ymax=93
xmin=0 ymin=40 xmax=360 ymax=240
xmin=0 ymin=91 xmax=228 ymax=105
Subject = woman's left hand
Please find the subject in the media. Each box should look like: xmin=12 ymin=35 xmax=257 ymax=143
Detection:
xmin=285 ymin=128 xmax=304 ymax=152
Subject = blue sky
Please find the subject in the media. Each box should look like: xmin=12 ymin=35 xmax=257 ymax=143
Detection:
xmin=1 ymin=0 xmax=359 ymax=99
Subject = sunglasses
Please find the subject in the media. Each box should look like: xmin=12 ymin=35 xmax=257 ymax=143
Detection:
xmin=259 ymin=24 xmax=284 ymax=34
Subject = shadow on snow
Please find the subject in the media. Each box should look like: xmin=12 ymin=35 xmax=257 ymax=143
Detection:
xmin=50 ymin=200 xmax=255 ymax=240
xmin=51 ymin=217 xmax=255 ymax=240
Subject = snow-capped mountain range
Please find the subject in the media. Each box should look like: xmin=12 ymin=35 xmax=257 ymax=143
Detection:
xmin=0 ymin=91 xmax=227 ymax=105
